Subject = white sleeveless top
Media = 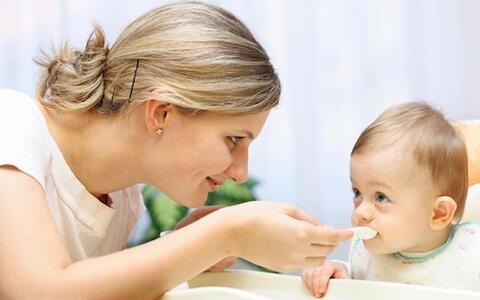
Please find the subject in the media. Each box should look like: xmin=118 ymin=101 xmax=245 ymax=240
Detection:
xmin=0 ymin=89 xmax=145 ymax=261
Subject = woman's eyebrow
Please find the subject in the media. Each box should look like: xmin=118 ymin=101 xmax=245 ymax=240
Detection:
xmin=238 ymin=130 xmax=254 ymax=139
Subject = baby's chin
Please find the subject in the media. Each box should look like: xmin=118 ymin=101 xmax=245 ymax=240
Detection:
xmin=363 ymin=237 xmax=398 ymax=255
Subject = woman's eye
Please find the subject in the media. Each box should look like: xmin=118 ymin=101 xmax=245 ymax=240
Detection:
xmin=375 ymin=192 xmax=390 ymax=204
xmin=228 ymin=136 xmax=243 ymax=146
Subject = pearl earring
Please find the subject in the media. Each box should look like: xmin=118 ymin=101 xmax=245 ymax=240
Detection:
xmin=155 ymin=128 xmax=163 ymax=136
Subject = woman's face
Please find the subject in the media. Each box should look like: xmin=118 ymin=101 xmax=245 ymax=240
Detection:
xmin=145 ymin=106 xmax=269 ymax=208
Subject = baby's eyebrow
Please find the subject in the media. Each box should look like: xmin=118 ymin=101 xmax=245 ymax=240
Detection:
xmin=367 ymin=180 xmax=392 ymax=191
xmin=349 ymin=178 xmax=392 ymax=191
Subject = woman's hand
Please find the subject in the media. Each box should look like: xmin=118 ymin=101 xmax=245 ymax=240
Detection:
xmin=217 ymin=201 xmax=353 ymax=272
xmin=175 ymin=205 xmax=237 ymax=272
xmin=302 ymin=261 xmax=349 ymax=298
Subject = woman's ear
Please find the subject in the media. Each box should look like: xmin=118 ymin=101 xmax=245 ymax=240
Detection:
xmin=144 ymin=99 xmax=171 ymax=135
xmin=430 ymin=196 xmax=457 ymax=230
xmin=143 ymin=88 xmax=175 ymax=135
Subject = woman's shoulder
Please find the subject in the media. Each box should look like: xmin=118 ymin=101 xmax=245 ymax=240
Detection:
xmin=0 ymin=89 xmax=45 ymax=123
xmin=0 ymin=88 xmax=36 ymax=105
xmin=0 ymin=89 xmax=52 ymax=190
xmin=0 ymin=89 xmax=51 ymax=140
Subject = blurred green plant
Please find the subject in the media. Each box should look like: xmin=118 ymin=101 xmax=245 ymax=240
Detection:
xmin=133 ymin=178 xmax=259 ymax=245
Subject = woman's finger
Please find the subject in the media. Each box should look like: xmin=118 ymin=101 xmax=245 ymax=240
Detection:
xmin=308 ymin=224 xmax=353 ymax=245
xmin=284 ymin=206 xmax=321 ymax=226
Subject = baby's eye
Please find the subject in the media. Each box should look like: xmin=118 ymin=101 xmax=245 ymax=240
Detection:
xmin=352 ymin=187 xmax=361 ymax=198
xmin=375 ymin=192 xmax=390 ymax=204
xmin=352 ymin=187 xmax=362 ymax=205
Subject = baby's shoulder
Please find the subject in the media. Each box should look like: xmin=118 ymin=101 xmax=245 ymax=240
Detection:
xmin=456 ymin=221 xmax=480 ymax=231
xmin=450 ymin=221 xmax=480 ymax=248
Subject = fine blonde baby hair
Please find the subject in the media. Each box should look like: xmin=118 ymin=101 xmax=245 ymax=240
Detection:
xmin=352 ymin=102 xmax=468 ymax=222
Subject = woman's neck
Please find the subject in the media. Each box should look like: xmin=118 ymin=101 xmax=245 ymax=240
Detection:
xmin=39 ymin=103 xmax=143 ymax=197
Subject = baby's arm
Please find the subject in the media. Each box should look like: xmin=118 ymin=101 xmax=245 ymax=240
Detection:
xmin=301 ymin=260 xmax=350 ymax=298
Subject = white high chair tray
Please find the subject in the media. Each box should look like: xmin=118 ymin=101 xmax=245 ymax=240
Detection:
xmin=160 ymin=270 xmax=480 ymax=300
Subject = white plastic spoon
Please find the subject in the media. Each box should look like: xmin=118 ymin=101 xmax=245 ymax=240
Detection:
xmin=349 ymin=226 xmax=377 ymax=240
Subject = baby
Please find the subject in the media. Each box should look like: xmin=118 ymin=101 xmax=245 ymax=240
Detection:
xmin=302 ymin=102 xmax=480 ymax=297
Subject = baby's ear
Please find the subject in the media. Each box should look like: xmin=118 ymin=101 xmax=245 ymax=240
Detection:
xmin=430 ymin=196 xmax=457 ymax=230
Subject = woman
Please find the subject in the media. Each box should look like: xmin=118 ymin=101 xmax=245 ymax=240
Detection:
xmin=0 ymin=2 xmax=352 ymax=299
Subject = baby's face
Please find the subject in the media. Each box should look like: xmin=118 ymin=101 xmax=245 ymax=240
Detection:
xmin=350 ymin=146 xmax=437 ymax=255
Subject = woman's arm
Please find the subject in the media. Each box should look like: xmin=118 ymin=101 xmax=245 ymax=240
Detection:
xmin=0 ymin=166 xmax=352 ymax=300
xmin=0 ymin=166 xmax=233 ymax=299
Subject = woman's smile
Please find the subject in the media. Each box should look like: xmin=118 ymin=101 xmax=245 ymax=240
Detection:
xmin=206 ymin=176 xmax=222 ymax=191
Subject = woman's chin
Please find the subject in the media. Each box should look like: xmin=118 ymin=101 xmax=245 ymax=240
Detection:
xmin=176 ymin=193 xmax=208 ymax=208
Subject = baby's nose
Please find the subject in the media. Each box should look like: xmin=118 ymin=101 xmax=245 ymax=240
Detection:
xmin=355 ymin=205 xmax=374 ymax=225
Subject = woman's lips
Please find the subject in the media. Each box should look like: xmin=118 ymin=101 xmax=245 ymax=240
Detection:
xmin=206 ymin=177 xmax=221 ymax=191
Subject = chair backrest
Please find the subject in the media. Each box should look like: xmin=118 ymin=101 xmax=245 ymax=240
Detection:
xmin=455 ymin=121 xmax=480 ymax=221
xmin=455 ymin=121 xmax=480 ymax=186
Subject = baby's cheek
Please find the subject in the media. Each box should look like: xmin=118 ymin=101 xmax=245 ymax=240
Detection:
xmin=365 ymin=231 xmax=403 ymax=254
xmin=363 ymin=239 xmax=388 ymax=255
xmin=385 ymin=230 xmax=419 ymax=252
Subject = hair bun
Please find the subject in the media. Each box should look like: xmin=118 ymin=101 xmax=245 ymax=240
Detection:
xmin=36 ymin=25 xmax=110 ymax=112
xmin=77 ymin=26 xmax=109 ymax=79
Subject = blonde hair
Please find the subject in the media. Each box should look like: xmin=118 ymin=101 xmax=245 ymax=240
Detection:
xmin=352 ymin=102 xmax=468 ymax=222
xmin=36 ymin=1 xmax=280 ymax=115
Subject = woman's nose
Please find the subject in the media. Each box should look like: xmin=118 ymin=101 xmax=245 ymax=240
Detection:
xmin=225 ymin=150 xmax=249 ymax=183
